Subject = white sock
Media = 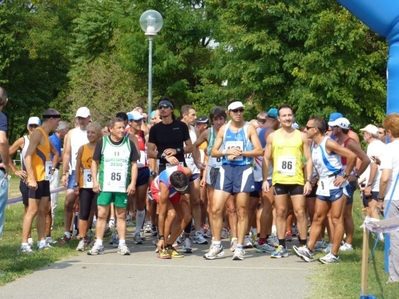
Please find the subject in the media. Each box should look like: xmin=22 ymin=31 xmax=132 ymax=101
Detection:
xmin=135 ymin=209 xmax=146 ymax=233
xmin=65 ymin=231 xmax=71 ymax=238
xmin=119 ymin=239 xmax=126 ymax=245
xmin=96 ymin=239 xmax=103 ymax=246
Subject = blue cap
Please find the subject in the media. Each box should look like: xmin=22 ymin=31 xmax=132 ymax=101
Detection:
xmin=150 ymin=110 xmax=156 ymax=118
xmin=127 ymin=111 xmax=144 ymax=121
xmin=329 ymin=112 xmax=343 ymax=122
xmin=267 ymin=108 xmax=278 ymax=118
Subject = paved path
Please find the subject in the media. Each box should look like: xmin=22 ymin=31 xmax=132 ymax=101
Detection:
xmin=0 ymin=231 xmax=315 ymax=299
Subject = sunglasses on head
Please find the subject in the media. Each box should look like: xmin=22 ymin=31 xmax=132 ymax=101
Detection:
xmin=231 ymin=108 xmax=244 ymax=113
xmin=158 ymin=105 xmax=170 ymax=110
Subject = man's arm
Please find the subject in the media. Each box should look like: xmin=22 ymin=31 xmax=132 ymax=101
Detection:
xmin=147 ymin=142 xmax=158 ymax=159
xmin=61 ymin=130 xmax=72 ymax=186
xmin=0 ymin=130 xmax=9 ymax=176
xmin=210 ymin=125 xmax=226 ymax=158
xmin=347 ymin=140 xmax=370 ymax=177
xmin=242 ymin=124 xmax=263 ymax=157
xmin=8 ymin=137 xmax=24 ymax=176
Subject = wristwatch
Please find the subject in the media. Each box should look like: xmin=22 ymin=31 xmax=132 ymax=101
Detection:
xmin=73 ymin=182 xmax=79 ymax=188
xmin=158 ymin=235 xmax=164 ymax=240
xmin=150 ymin=170 xmax=157 ymax=177
xmin=377 ymin=197 xmax=384 ymax=202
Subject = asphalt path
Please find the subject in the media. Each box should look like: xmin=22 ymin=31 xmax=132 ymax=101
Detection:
xmin=0 ymin=229 xmax=315 ymax=299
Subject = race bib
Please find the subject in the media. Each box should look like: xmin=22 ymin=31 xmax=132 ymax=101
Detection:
xmin=211 ymin=157 xmax=222 ymax=167
xmin=45 ymin=161 xmax=52 ymax=181
xmin=225 ymin=140 xmax=244 ymax=161
xmin=277 ymin=156 xmax=296 ymax=176
xmin=137 ymin=150 xmax=147 ymax=168
xmin=102 ymin=167 xmax=127 ymax=192
xmin=83 ymin=169 xmax=93 ymax=188
xmin=316 ymin=177 xmax=330 ymax=196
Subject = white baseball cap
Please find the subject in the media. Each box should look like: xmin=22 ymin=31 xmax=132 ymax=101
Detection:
xmin=328 ymin=117 xmax=350 ymax=129
xmin=27 ymin=116 xmax=41 ymax=126
xmin=360 ymin=124 xmax=378 ymax=135
xmin=228 ymin=101 xmax=244 ymax=111
xmin=75 ymin=107 xmax=91 ymax=118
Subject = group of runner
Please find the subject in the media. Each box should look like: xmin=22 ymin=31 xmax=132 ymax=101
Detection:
xmin=7 ymin=99 xmax=392 ymax=267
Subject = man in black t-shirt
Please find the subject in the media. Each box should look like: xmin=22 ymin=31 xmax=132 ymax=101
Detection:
xmin=147 ymin=98 xmax=192 ymax=173
xmin=0 ymin=86 xmax=10 ymax=239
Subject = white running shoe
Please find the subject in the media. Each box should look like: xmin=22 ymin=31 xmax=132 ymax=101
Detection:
xmin=255 ymin=243 xmax=276 ymax=254
xmin=46 ymin=236 xmax=57 ymax=245
xmin=339 ymin=243 xmax=353 ymax=251
xmin=117 ymin=243 xmax=131 ymax=255
xmin=19 ymin=244 xmax=34 ymax=254
xmin=87 ymin=243 xmax=104 ymax=255
xmin=323 ymin=243 xmax=333 ymax=254
xmin=221 ymin=227 xmax=230 ymax=239
xmin=27 ymin=238 xmax=34 ymax=247
xmin=230 ymin=238 xmax=238 ymax=252
xmin=133 ymin=232 xmax=143 ymax=245
xmin=76 ymin=239 xmax=86 ymax=251
xmin=243 ymin=235 xmax=253 ymax=248
xmin=204 ymin=244 xmax=225 ymax=260
xmin=232 ymin=247 xmax=245 ymax=260
xmin=319 ymin=252 xmax=339 ymax=264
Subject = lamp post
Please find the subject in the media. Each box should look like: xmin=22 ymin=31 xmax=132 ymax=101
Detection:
xmin=140 ymin=10 xmax=164 ymax=123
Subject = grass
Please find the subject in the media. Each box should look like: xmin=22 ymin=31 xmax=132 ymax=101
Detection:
xmin=0 ymin=175 xmax=80 ymax=286
xmin=308 ymin=192 xmax=399 ymax=299
xmin=1 ymin=176 xmax=399 ymax=296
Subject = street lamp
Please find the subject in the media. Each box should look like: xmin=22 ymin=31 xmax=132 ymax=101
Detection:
xmin=140 ymin=10 xmax=164 ymax=123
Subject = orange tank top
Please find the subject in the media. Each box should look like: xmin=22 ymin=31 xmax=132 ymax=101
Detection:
xmin=79 ymin=144 xmax=94 ymax=188
xmin=31 ymin=127 xmax=51 ymax=182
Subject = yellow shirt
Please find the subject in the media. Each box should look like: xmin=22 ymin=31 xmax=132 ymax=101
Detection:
xmin=272 ymin=129 xmax=304 ymax=185
xmin=79 ymin=144 xmax=94 ymax=188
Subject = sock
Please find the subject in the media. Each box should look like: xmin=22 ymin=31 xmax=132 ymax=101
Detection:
xmin=299 ymin=237 xmax=307 ymax=246
xmin=236 ymin=244 xmax=243 ymax=250
xmin=279 ymin=239 xmax=286 ymax=248
xmin=231 ymin=237 xmax=238 ymax=243
xmin=21 ymin=242 xmax=28 ymax=247
xmin=38 ymin=240 xmax=46 ymax=247
xmin=119 ymin=239 xmax=125 ymax=245
xmin=184 ymin=221 xmax=191 ymax=234
xmin=213 ymin=241 xmax=221 ymax=247
xmin=65 ymin=231 xmax=71 ymax=238
xmin=258 ymin=238 xmax=266 ymax=245
xmin=135 ymin=209 xmax=146 ymax=234
xmin=96 ymin=239 xmax=103 ymax=246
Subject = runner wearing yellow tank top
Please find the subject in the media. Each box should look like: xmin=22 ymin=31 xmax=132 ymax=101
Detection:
xmin=21 ymin=108 xmax=60 ymax=253
xmin=262 ymin=105 xmax=313 ymax=259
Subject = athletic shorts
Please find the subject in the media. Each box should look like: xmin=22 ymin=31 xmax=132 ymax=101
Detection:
xmin=306 ymin=184 xmax=318 ymax=198
xmin=137 ymin=167 xmax=150 ymax=187
xmin=67 ymin=170 xmax=76 ymax=190
xmin=79 ymin=188 xmax=98 ymax=220
xmin=344 ymin=181 xmax=356 ymax=205
xmin=20 ymin=180 xmax=29 ymax=206
xmin=189 ymin=173 xmax=200 ymax=183
xmin=97 ymin=191 xmax=128 ymax=208
xmin=206 ymin=166 xmax=219 ymax=187
xmin=215 ymin=164 xmax=255 ymax=194
xmin=28 ymin=180 xmax=50 ymax=200
xmin=317 ymin=188 xmax=344 ymax=202
xmin=273 ymin=183 xmax=304 ymax=196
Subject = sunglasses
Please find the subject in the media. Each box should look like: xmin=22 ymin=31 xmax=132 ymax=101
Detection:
xmin=158 ymin=105 xmax=171 ymax=110
xmin=231 ymin=108 xmax=244 ymax=113
xmin=305 ymin=126 xmax=316 ymax=130
xmin=29 ymin=125 xmax=39 ymax=128
xmin=257 ymin=118 xmax=266 ymax=124
xmin=129 ymin=119 xmax=143 ymax=123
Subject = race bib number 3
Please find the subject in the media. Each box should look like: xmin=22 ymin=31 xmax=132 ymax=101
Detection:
xmin=45 ymin=161 xmax=52 ymax=181
xmin=83 ymin=169 xmax=93 ymax=188
xmin=277 ymin=156 xmax=296 ymax=176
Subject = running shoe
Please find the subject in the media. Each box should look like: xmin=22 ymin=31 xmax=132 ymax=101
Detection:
xmin=76 ymin=239 xmax=86 ymax=251
xmin=243 ymin=235 xmax=253 ymax=248
xmin=324 ymin=243 xmax=333 ymax=254
xmin=167 ymin=247 xmax=184 ymax=258
xmin=339 ymin=243 xmax=353 ymax=251
xmin=270 ymin=245 xmax=288 ymax=258
xmin=87 ymin=243 xmax=104 ymax=255
xmin=140 ymin=229 xmax=146 ymax=241
xmin=19 ymin=244 xmax=34 ymax=254
xmin=151 ymin=225 xmax=158 ymax=236
xmin=255 ymin=243 xmax=276 ymax=254
xmin=144 ymin=222 xmax=152 ymax=233
xmin=314 ymin=239 xmax=328 ymax=251
xmin=182 ymin=237 xmax=193 ymax=253
xmin=193 ymin=231 xmax=208 ymax=245
xmin=45 ymin=236 xmax=57 ymax=245
xmin=133 ymin=232 xmax=143 ymax=245
xmin=293 ymin=245 xmax=314 ymax=262
xmin=232 ymin=247 xmax=245 ymax=261
xmin=285 ymin=230 xmax=293 ymax=241
xmin=126 ymin=219 xmax=135 ymax=227
xmin=267 ymin=235 xmax=279 ymax=247
xmin=59 ymin=234 xmax=72 ymax=245
xmin=221 ymin=227 xmax=230 ymax=239
xmin=203 ymin=244 xmax=225 ymax=260
xmin=27 ymin=238 xmax=34 ymax=247
xmin=158 ymin=249 xmax=171 ymax=259
xmin=108 ymin=218 xmax=115 ymax=229
xmin=230 ymin=238 xmax=238 ymax=252
xmin=319 ymin=252 xmax=339 ymax=264
xmin=117 ymin=243 xmax=131 ymax=255
xmin=37 ymin=243 xmax=52 ymax=250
